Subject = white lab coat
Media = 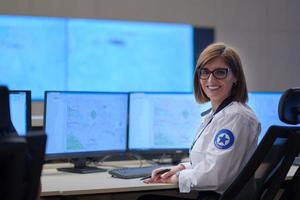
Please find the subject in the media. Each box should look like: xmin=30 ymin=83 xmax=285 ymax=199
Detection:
xmin=178 ymin=101 xmax=261 ymax=194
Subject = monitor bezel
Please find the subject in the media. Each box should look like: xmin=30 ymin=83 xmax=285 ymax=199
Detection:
xmin=9 ymin=90 xmax=32 ymax=132
xmin=43 ymin=90 xmax=129 ymax=161
xmin=127 ymin=91 xmax=208 ymax=155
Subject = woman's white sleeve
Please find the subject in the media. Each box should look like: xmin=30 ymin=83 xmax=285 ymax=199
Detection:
xmin=178 ymin=113 xmax=260 ymax=193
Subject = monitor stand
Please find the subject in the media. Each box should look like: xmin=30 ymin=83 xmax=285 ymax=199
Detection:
xmin=57 ymin=158 xmax=107 ymax=174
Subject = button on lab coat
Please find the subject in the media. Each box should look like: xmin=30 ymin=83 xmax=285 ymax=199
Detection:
xmin=179 ymin=102 xmax=261 ymax=194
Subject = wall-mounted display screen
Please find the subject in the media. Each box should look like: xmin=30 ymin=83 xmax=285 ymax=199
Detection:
xmin=0 ymin=15 xmax=203 ymax=99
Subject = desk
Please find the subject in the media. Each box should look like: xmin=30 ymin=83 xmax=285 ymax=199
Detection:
xmin=41 ymin=161 xmax=188 ymax=199
xmin=41 ymin=162 xmax=298 ymax=199
xmin=41 ymin=169 xmax=177 ymax=197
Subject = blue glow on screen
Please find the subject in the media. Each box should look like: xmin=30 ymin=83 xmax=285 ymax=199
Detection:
xmin=9 ymin=92 xmax=27 ymax=135
xmin=0 ymin=15 xmax=194 ymax=99
xmin=248 ymin=92 xmax=297 ymax=143
xmin=0 ymin=16 xmax=66 ymax=98
xmin=45 ymin=92 xmax=128 ymax=155
xmin=129 ymin=93 xmax=211 ymax=150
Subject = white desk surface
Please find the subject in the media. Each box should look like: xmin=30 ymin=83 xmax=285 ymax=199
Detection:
xmin=41 ymin=161 xmax=299 ymax=197
xmin=41 ymin=161 xmax=177 ymax=197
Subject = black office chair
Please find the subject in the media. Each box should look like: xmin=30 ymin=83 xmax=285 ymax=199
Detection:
xmin=0 ymin=86 xmax=17 ymax=136
xmin=0 ymin=136 xmax=27 ymax=200
xmin=0 ymin=132 xmax=46 ymax=200
xmin=0 ymin=85 xmax=25 ymax=200
xmin=280 ymin=166 xmax=300 ymax=200
xmin=219 ymin=88 xmax=300 ymax=200
xmin=23 ymin=131 xmax=47 ymax=200
xmin=0 ymin=85 xmax=47 ymax=200
xmin=277 ymin=88 xmax=300 ymax=200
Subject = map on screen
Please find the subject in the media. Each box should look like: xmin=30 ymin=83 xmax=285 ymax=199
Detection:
xmin=45 ymin=91 xmax=128 ymax=156
xmin=129 ymin=93 xmax=211 ymax=150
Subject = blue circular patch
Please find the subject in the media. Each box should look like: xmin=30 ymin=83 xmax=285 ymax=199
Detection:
xmin=214 ymin=129 xmax=235 ymax=149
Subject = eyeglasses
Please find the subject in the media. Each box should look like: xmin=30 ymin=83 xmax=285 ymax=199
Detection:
xmin=198 ymin=68 xmax=230 ymax=80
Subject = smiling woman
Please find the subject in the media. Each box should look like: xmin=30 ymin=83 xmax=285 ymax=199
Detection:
xmin=197 ymin=57 xmax=237 ymax=111
xmin=194 ymin=43 xmax=248 ymax=106
xmin=137 ymin=43 xmax=261 ymax=200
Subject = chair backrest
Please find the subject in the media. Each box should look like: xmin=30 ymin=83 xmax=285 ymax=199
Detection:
xmin=254 ymin=126 xmax=300 ymax=199
xmin=0 ymin=136 xmax=27 ymax=200
xmin=219 ymin=88 xmax=300 ymax=200
xmin=0 ymin=132 xmax=47 ymax=200
xmin=277 ymin=88 xmax=300 ymax=200
xmin=0 ymin=86 xmax=17 ymax=136
xmin=0 ymin=86 xmax=11 ymax=132
xmin=280 ymin=166 xmax=300 ymax=200
xmin=1 ymin=85 xmax=47 ymax=199
xmin=23 ymin=131 xmax=47 ymax=200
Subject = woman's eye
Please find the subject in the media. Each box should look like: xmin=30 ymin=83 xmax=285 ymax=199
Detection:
xmin=215 ymin=70 xmax=226 ymax=75
xmin=201 ymin=70 xmax=210 ymax=75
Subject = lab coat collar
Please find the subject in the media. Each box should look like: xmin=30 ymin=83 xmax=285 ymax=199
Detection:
xmin=213 ymin=96 xmax=234 ymax=116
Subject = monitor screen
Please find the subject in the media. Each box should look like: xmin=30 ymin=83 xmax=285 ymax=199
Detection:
xmin=9 ymin=90 xmax=31 ymax=135
xmin=0 ymin=15 xmax=208 ymax=99
xmin=248 ymin=92 xmax=296 ymax=142
xmin=128 ymin=92 xmax=211 ymax=152
xmin=44 ymin=91 xmax=128 ymax=160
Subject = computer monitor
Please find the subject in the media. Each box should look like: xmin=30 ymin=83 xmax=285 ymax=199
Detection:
xmin=128 ymin=92 xmax=211 ymax=155
xmin=44 ymin=91 xmax=128 ymax=173
xmin=248 ymin=91 xmax=297 ymax=142
xmin=9 ymin=90 xmax=31 ymax=135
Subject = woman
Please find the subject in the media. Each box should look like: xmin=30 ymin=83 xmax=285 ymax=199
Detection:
xmin=138 ymin=43 xmax=261 ymax=200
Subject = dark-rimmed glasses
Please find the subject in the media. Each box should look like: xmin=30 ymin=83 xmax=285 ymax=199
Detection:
xmin=198 ymin=68 xmax=230 ymax=80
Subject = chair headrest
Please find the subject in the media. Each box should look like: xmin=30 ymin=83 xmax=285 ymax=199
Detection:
xmin=278 ymin=88 xmax=300 ymax=125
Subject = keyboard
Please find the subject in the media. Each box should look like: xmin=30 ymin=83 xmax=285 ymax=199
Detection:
xmin=108 ymin=165 xmax=164 ymax=179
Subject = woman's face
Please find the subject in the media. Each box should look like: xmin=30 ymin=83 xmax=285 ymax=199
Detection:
xmin=199 ymin=57 xmax=237 ymax=109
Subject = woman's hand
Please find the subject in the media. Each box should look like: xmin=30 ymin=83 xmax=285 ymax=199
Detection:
xmin=143 ymin=164 xmax=185 ymax=184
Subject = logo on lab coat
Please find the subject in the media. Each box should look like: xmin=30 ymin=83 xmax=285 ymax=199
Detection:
xmin=214 ymin=129 xmax=235 ymax=149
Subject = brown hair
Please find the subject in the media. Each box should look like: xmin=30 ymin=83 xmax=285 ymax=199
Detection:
xmin=194 ymin=42 xmax=248 ymax=103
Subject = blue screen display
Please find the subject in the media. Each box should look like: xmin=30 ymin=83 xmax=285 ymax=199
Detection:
xmin=44 ymin=91 xmax=128 ymax=157
xmin=9 ymin=91 xmax=28 ymax=135
xmin=0 ymin=16 xmax=66 ymax=98
xmin=248 ymin=92 xmax=296 ymax=142
xmin=129 ymin=93 xmax=211 ymax=150
xmin=0 ymin=15 xmax=194 ymax=99
xmin=129 ymin=92 xmax=296 ymax=150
